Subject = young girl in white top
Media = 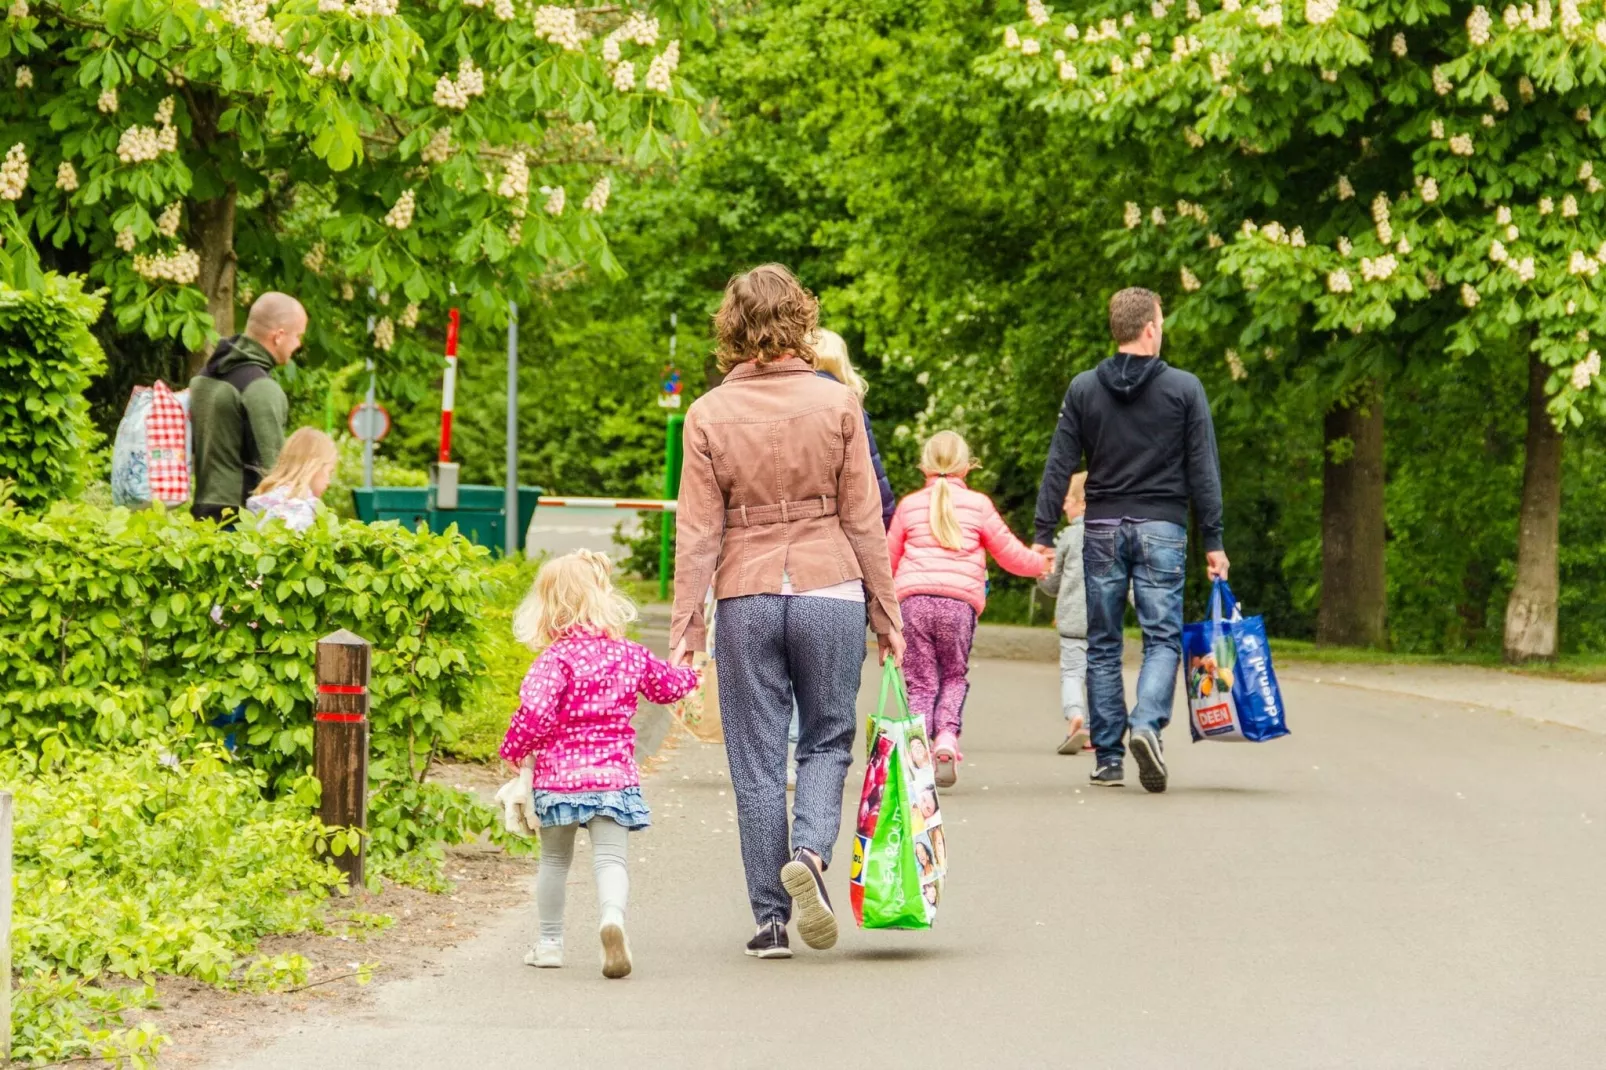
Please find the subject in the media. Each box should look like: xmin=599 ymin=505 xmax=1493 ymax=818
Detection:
xmin=246 ymin=428 xmax=338 ymax=532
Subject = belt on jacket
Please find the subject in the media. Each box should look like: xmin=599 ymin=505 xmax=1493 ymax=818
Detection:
xmin=725 ymin=496 xmax=838 ymax=527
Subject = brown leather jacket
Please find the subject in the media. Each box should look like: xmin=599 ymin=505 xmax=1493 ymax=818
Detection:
xmin=670 ymin=358 xmax=901 ymax=652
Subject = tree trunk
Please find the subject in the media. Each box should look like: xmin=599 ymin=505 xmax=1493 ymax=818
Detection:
xmin=189 ymin=185 xmax=238 ymax=376
xmin=1318 ymin=379 xmax=1388 ymax=647
xmin=1503 ymin=352 xmax=1564 ymax=661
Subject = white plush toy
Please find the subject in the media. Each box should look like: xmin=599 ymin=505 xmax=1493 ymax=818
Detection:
xmin=494 ymin=759 xmax=540 ymax=837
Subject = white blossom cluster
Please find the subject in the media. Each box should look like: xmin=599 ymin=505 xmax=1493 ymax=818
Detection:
xmin=1180 ymin=266 xmax=1201 ymax=291
xmin=645 ymin=40 xmax=680 ymax=93
xmin=1327 ymin=268 xmax=1353 ymax=292
xmin=0 ymin=142 xmax=26 ymax=200
xmin=1392 ymin=32 xmax=1407 ymax=55
xmin=1254 ymin=3 xmax=1283 ymax=28
xmin=117 ymin=118 xmax=178 ymax=164
xmin=1504 ymin=1 xmax=1553 ymax=30
xmin=320 ymin=0 xmax=346 ymax=10
xmin=115 ymin=227 xmax=136 ymax=251
xmin=612 ymin=59 xmax=636 ymax=92
xmin=1510 ymin=254 xmax=1537 ymax=281
xmin=1176 ymin=199 xmax=1210 ymax=224
xmin=1432 ymin=66 xmax=1452 ymax=95
xmin=1338 ymin=235 xmax=1353 ymax=255
xmin=1568 ymin=249 xmax=1600 ymax=275
xmin=1467 ymin=6 xmax=1493 ymax=43
xmin=1209 ymin=51 xmax=1232 ymax=81
xmin=1184 ymin=126 xmax=1204 ymax=147
xmin=1187 ymin=0 xmax=1202 ymax=18
xmin=1059 ymin=58 xmax=1078 ymax=80
xmin=421 ymin=127 xmax=453 ymax=165
xmin=1461 ymin=283 xmax=1481 ymax=307
xmin=14 ymin=66 xmax=30 ymax=88
xmin=543 ymin=185 xmax=566 ymax=215
xmin=219 ymin=0 xmax=285 ymax=48
xmin=1208 ymin=232 xmax=1224 ymax=248
xmin=1519 ymin=75 xmax=1535 ymax=101
xmin=1597 ymin=19 xmax=1606 ymax=43
xmin=1021 ymin=38 xmax=1042 ymax=56
xmin=498 ymin=151 xmax=529 ymax=200
xmin=1151 ymin=205 xmax=1167 ymax=226
xmin=1004 ymin=26 xmax=1021 ymax=48
xmin=303 ymin=241 xmax=326 ymax=273
xmin=1431 ymin=118 xmax=1445 ymax=139
xmin=1561 ymin=0 xmax=1582 ymax=32
xmin=9 ymin=0 xmax=27 ymax=17
xmin=1124 ymin=201 xmax=1142 ymax=228
xmin=340 ymin=281 xmax=355 ymax=301
xmin=1492 ymin=92 xmax=1509 ymax=113
xmin=1571 ymin=349 xmax=1600 ymax=390
xmin=98 ymin=88 xmax=118 ymax=114
xmin=384 ymin=188 xmax=416 ymax=229
xmin=1420 ymin=176 xmax=1439 ymax=203
xmin=1371 ymin=193 xmax=1392 ymax=243
xmin=1027 ymin=0 xmax=1050 ymax=25
xmin=1171 ymin=34 xmax=1202 ymax=61
xmin=55 ymin=160 xmax=77 ymax=191
xmin=1359 ymin=253 xmax=1397 ymax=281
xmin=400 ymin=302 xmax=420 ymax=329
xmin=534 ymin=6 xmax=589 ymax=50
xmin=492 ymin=0 xmax=516 ymax=19
xmin=373 ymin=316 xmax=394 ymax=351
xmin=157 ymin=202 xmax=182 ymax=238
xmin=1563 ymin=193 xmax=1580 ymax=217
xmin=133 ymin=246 xmax=201 ymax=285
xmin=582 ymin=175 xmax=611 ymax=213
xmin=1449 ymin=133 xmax=1474 ymax=155
xmin=300 ymin=50 xmax=354 ymax=80
xmin=1225 ymin=349 xmax=1248 ymax=380
xmin=433 ymin=57 xmax=486 ymax=110
xmin=1580 ymin=106 xmax=1593 ymax=122
xmin=350 ymin=0 xmax=399 ymax=13
xmin=1305 ymin=0 xmax=1337 ymax=24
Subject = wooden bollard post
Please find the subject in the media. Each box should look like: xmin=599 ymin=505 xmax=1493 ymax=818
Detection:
xmin=315 ymin=630 xmax=370 ymax=887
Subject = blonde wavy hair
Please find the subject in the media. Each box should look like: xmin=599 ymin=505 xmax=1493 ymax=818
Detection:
xmin=810 ymin=328 xmax=867 ymax=399
xmin=255 ymin=427 xmax=338 ymax=500
xmin=920 ymin=431 xmax=976 ymax=551
xmin=513 ymin=550 xmax=638 ymax=651
xmin=713 ymin=263 xmax=819 ymax=373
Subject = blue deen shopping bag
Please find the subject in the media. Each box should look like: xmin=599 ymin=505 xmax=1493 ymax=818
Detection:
xmin=1182 ymin=580 xmax=1291 ymax=743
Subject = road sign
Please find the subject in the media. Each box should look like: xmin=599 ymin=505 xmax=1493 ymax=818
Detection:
xmin=348 ymin=402 xmax=391 ymax=442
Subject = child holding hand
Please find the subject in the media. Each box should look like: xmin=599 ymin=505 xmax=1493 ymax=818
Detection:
xmin=1038 ymin=473 xmax=1090 ymax=755
xmin=499 ymin=551 xmax=699 ymax=979
xmin=245 ymin=427 xmax=338 ymax=532
xmin=887 ymin=431 xmax=1046 ymax=788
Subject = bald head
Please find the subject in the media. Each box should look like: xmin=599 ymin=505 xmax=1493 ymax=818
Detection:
xmin=245 ymin=292 xmax=308 ymax=365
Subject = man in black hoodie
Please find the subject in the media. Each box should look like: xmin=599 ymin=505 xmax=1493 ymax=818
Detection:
xmin=188 ymin=293 xmax=306 ymax=524
xmin=1031 ymin=288 xmax=1229 ymax=793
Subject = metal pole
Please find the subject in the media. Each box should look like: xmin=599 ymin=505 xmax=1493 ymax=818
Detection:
xmin=659 ymin=314 xmax=679 ymax=600
xmin=505 ymin=300 xmax=518 ymax=558
xmin=362 ymin=356 xmax=376 ymax=491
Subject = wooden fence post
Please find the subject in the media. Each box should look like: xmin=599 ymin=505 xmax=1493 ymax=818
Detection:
xmin=2 ymin=790 xmax=13 ymax=1065
xmin=315 ymin=630 xmax=370 ymax=887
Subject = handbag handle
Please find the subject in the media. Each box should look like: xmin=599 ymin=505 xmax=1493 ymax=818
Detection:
xmin=1209 ymin=579 xmax=1241 ymax=625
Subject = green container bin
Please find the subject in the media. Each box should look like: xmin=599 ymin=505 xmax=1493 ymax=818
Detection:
xmin=351 ymin=485 xmax=544 ymax=555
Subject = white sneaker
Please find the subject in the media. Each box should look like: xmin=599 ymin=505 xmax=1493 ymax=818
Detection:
xmin=524 ymin=939 xmax=564 ymax=968
xmin=600 ymin=920 xmax=633 ymax=979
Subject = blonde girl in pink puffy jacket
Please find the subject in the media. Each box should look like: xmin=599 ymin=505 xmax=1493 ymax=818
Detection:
xmin=887 ymin=431 xmax=1046 ymax=787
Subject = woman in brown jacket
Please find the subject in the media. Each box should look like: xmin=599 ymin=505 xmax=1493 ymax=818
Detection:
xmin=670 ymin=264 xmax=904 ymax=960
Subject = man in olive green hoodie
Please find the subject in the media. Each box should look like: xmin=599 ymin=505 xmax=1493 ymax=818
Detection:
xmin=188 ymin=292 xmax=307 ymax=523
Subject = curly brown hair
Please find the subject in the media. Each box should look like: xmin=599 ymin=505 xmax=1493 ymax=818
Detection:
xmin=713 ymin=264 xmax=819 ymax=372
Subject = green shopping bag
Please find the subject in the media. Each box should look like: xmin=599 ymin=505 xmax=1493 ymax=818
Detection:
xmin=850 ymin=664 xmax=946 ymax=930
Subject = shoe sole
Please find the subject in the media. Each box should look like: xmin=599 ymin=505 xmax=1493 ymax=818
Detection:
xmin=600 ymin=923 xmax=632 ymax=979
xmin=1130 ymin=734 xmax=1168 ymax=794
xmin=934 ymin=754 xmax=957 ymax=789
xmin=781 ymin=860 xmax=839 ymax=950
xmin=1058 ymin=729 xmax=1090 ymax=755
xmin=1089 ymin=776 xmax=1124 ymax=787
xmin=745 ymin=945 xmax=794 ymax=959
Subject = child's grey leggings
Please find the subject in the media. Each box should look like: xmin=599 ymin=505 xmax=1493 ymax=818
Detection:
xmin=536 ymin=817 xmax=629 ymax=941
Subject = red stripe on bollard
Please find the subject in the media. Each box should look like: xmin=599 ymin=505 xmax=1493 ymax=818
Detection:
xmin=317 ymin=684 xmax=367 ymax=694
xmin=315 ymin=712 xmax=367 ymax=723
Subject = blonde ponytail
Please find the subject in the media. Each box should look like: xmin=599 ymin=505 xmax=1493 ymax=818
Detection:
xmin=920 ymin=431 xmax=973 ymax=552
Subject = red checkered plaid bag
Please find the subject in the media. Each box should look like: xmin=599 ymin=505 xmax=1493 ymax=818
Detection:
xmin=144 ymin=381 xmax=190 ymax=504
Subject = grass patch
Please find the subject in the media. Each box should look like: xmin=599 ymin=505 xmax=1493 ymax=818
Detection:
xmin=1270 ymin=638 xmax=1606 ymax=682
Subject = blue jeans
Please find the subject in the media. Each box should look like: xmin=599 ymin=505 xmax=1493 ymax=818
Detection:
xmin=1083 ymin=520 xmax=1187 ymax=766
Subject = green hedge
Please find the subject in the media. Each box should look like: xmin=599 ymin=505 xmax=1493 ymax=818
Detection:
xmin=0 ymin=276 xmax=106 ymax=508
xmin=0 ymin=501 xmax=495 ymax=807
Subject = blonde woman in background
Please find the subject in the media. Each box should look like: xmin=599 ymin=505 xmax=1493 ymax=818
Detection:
xmin=811 ymin=328 xmax=896 ymax=529
xmin=886 ymin=431 xmax=1046 ymax=788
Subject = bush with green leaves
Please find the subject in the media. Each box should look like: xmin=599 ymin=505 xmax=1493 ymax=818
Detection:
xmin=5 ymin=742 xmax=347 ymax=1066
xmin=0 ymin=274 xmax=107 ymax=509
xmin=0 ymin=499 xmax=499 ymax=838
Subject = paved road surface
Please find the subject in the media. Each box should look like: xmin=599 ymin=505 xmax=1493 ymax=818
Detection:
xmin=218 ymin=655 xmax=1606 ymax=1069
xmin=522 ymin=506 xmax=643 ymax=561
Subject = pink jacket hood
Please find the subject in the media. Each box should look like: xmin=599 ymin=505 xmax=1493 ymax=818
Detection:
xmin=887 ymin=477 xmax=1046 ymax=615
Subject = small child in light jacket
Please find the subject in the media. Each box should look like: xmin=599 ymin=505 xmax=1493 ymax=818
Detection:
xmin=245 ymin=427 xmax=338 ymax=532
xmin=1037 ymin=472 xmax=1089 ymax=755
xmin=498 ymin=551 xmax=699 ymax=979
xmin=887 ymin=431 xmax=1046 ymax=789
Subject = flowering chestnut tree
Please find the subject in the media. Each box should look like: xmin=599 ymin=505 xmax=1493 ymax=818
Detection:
xmin=0 ymin=0 xmax=706 ymax=382
xmin=983 ymin=0 xmax=1606 ymax=659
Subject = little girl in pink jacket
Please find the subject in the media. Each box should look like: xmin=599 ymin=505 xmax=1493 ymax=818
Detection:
xmin=499 ymin=551 xmax=699 ymax=979
xmin=888 ymin=431 xmax=1046 ymax=787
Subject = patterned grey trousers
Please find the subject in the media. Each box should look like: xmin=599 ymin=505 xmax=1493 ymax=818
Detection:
xmin=714 ymin=594 xmax=867 ymax=925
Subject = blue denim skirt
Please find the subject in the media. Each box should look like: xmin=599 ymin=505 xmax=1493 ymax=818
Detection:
xmin=532 ymin=787 xmax=651 ymax=830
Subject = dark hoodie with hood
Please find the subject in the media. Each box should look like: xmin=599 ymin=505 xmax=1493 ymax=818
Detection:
xmin=188 ymin=334 xmax=288 ymax=516
xmin=1033 ymin=352 xmax=1224 ymax=551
